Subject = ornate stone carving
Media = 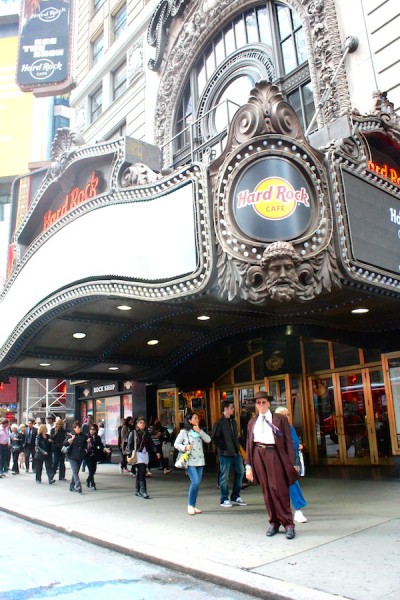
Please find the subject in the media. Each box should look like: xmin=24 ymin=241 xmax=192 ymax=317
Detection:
xmin=147 ymin=0 xmax=191 ymax=71
xmin=127 ymin=41 xmax=144 ymax=86
xmin=120 ymin=163 xmax=161 ymax=187
xmin=210 ymin=82 xmax=308 ymax=174
xmin=154 ymin=0 xmax=350 ymax=167
xmin=47 ymin=128 xmax=85 ymax=182
xmin=217 ymin=239 xmax=341 ymax=304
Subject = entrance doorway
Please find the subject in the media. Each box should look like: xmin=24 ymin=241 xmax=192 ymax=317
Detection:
xmin=310 ymin=368 xmax=389 ymax=464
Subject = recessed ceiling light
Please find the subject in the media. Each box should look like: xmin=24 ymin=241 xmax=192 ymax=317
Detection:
xmin=197 ymin=315 xmax=210 ymax=321
xmin=147 ymin=339 xmax=159 ymax=346
xmin=39 ymin=362 xmax=51 ymax=367
xmin=117 ymin=305 xmax=132 ymax=311
xmin=351 ymin=308 xmax=369 ymax=314
xmin=108 ymin=366 xmax=119 ymax=371
xmin=73 ymin=332 xmax=86 ymax=339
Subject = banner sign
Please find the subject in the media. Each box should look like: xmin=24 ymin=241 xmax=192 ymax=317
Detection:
xmin=343 ymin=171 xmax=400 ymax=275
xmin=16 ymin=0 xmax=74 ymax=94
xmin=232 ymin=157 xmax=312 ymax=242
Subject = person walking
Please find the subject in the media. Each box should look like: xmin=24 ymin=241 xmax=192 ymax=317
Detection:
xmin=63 ymin=421 xmax=87 ymax=494
xmin=211 ymin=400 xmax=247 ymax=508
xmin=85 ymin=423 xmax=110 ymax=490
xmin=245 ymin=391 xmax=298 ymax=540
xmin=174 ymin=412 xmax=211 ymax=515
xmin=126 ymin=416 xmax=160 ymax=499
xmin=34 ymin=424 xmax=55 ymax=485
xmin=50 ymin=418 xmax=67 ymax=480
xmin=275 ymin=406 xmax=308 ymax=523
xmin=0 ymin=418 xmax=11 ymax=478
xmin=10 ymin=424 xmax=24 ymax=475
xmin=24 ymin=419 xmax=37 ymax=473
xmin=119 ymin=416 xmax=134 ymax=473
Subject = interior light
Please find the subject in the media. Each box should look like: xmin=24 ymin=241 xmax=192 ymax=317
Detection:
xmin=39 ymin=362 xmax=51 ymax=367
xmin=351 ymin=308 xmax=369 ymax=314
xmin=197 ymin=315 xmax=210 ymax=321
xmin=117 ymin=305 xmax=132 ymax=311
xmin=147 ymin=339 xmax=159 ymax=346
xmin=73 ymin=332 xmax=86 ymax=339
xmin=108 ymin=367 xmax=119 ymax=371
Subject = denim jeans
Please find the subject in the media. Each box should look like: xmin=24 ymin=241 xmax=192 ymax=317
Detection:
xmin=186 ymin=465 xmax=204 ymax=507
xmin=219 ymin=454 xmax=244 ymax=502
xmin=69 ymin=458 xmax=82 ymax=491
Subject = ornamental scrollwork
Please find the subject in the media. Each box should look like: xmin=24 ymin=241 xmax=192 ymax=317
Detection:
xmin=47 ymin=128 xmax=85 ymax=182
xmin=147 ymin=0 xmax=191 ymax=71
xmin=120 ymin=163 xmax=161 ymax=187
xmin=217 ymin=240 xmax=341 ymax=304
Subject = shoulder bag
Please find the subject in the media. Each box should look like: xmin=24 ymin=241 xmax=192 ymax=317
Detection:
xmin=127 ymin=431 xmax=138 ymax=465
xmin=175 ymin=431 xmax=191 ymax=469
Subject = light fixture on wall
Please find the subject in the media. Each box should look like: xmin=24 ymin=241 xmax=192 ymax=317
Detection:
xmin=351 ymin=308 xmax=369 ymax=314
xmin=108 ymin=366 xmax=119 ymax=371
xmin=197 ymin=315 xmax=210 ymax=320
xmin=73 ymin=332 xmax=86 ymax=339
xmin=117 ymin=305 xmax=132 ymax=311
xmin=147 ymin=339 xmax=159 ymax=345
xmin=39 ymin=362 xmax=51 ymax=367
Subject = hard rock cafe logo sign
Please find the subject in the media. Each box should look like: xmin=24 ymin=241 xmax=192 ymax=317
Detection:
xmin=42 ymin=171 xmax=101 ymax=231
xmin=233 ymin=158 xmax=312 ymax=242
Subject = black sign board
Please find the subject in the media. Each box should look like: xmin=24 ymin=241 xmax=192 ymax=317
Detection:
xmin=232 ymin=157 xmax=312 ymax=242
xmin=343 ymin=170 xmax=400 ymax=275
xmin=263 ymin=334 xmax=302 ymax=377
xmin=17 ymin=0 xmax=72 ymax=92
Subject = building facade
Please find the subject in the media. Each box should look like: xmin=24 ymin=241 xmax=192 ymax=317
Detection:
xmin=1 ymin=0 xmax=400 ymax=463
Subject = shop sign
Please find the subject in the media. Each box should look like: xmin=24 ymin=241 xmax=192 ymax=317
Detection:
xmin=232 ymin=158 xmax=312 ymax=242
xmin=368 ymin=161 xmax=400 ymax=185
xmin=92 ymin=382 xmax=118 ymax=396
xmin=42 ymin=171 xmax=100 ymax=231
xmin=16 ymin=0 xmax=73 ymax=93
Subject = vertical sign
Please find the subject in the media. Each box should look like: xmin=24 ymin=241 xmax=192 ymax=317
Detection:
xmin=16 ymin=0 xmax=75 ymax=95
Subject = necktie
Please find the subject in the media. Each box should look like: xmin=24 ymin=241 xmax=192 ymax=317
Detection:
xmin=263 ymin=416 xmax=282 ymax=437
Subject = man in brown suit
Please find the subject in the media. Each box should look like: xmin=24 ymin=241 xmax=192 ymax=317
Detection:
xmin=245 ymin=391 xmax=298 ymax=539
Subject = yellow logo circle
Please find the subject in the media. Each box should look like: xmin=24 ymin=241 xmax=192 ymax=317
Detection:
xmin=254 ymin=177 xmax=296 ymax=220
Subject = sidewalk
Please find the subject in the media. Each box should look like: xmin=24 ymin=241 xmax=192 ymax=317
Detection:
xmin=0 ymin=463 xmax=399 ymax=600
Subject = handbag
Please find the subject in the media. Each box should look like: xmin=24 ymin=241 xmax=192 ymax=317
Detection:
xmin=61 ymin=445 xmax=70 ymax=455
xmin=34 ymin=449 xmax=44 ymax=460
xmin=174 ymin=431 xmax=191 ymax=469
xmin=127 ymin=431 xmax=138 ymax=465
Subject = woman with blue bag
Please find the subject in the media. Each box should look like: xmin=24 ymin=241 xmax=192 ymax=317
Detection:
xmin=174 ymin=412 xmax=211 ymax=515
xmin=275 ymin=406 xmax=308 ymax=523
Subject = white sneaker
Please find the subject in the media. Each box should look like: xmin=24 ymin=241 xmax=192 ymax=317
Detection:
xmin=220 ymin=500 xmax=233 ymax=507
xmin=232 ymin=497 xmax=247 ymax=506
xmin=294 ymin=510 xmax=307 ymax=523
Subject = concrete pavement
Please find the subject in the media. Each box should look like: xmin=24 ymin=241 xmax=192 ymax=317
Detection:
xmin=0 ymin=462 xmax=399 ymax=600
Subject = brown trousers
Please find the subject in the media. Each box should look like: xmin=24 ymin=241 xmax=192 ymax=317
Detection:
xmin=253 ymin=446 xmax=294 ymax=529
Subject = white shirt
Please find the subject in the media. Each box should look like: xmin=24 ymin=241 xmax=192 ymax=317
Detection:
xmin=253 ymin=410 xmax=275 ymax=444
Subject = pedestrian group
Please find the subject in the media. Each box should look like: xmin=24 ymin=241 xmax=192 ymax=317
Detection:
xmin=0 ymin=392 xmax=307 ymax=539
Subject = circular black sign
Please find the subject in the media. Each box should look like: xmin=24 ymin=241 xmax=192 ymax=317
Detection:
xmin=232 ymin=157 xmax=312 ymax=242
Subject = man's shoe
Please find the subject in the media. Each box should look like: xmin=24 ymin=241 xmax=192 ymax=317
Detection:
xmin=266 ymin=524 xmax=280 ymax=537
xmin=141 ymin=492 xmax=150 ymax=499
xmin=294 ymin=510 xmax=307 ymax=523
xmin=135 ymin=491 xmax=142 ymax=497
xmin=187 ymin=505 xmax=195 ymax=515
xmin=49 ymin=479 xmax=56 ymax=485
xmin=286 ymin=527 xmax=296 ymax=539
xmin=35 ymin=480 xmax=41 ymax=484
xmin=220 ymin=500 xmax=233 ymax=507
xmin=232 ymin=497 xmax=247 ymax=506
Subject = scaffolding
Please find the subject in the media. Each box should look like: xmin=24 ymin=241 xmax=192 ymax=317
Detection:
xmin=20 ymin=378 xmax=75 ymax=422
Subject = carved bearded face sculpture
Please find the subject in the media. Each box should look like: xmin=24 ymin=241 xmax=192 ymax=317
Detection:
xmin=261 ymin=242 xmax=301 ymax=303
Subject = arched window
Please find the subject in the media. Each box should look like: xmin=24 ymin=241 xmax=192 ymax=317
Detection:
xmin=173 ymin=2 xmax=313 ymax=166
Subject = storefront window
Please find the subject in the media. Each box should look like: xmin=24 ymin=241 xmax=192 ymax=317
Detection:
xmin=159 ymin=389 xmax=176 ymax=432
xmin=388 ymin=358 xmax=400 ymax=447
xmin=304 ymin=340 xmax=330 ymax=372
xmin=312 ymin=376 xmax=335 ymax=459
xmin=122 ymin=394 xmax=132 ymax=417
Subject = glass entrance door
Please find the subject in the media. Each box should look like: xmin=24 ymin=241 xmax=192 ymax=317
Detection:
xmin=310 ymin=369 xmax=386 ymax=465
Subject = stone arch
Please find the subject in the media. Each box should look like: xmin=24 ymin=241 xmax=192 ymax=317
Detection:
xmin=154 ymin=0 xmax=350 ymax=167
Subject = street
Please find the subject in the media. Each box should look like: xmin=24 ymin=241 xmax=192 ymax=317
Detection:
xmin=1 ymin=512 xmax=255 ymax=600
